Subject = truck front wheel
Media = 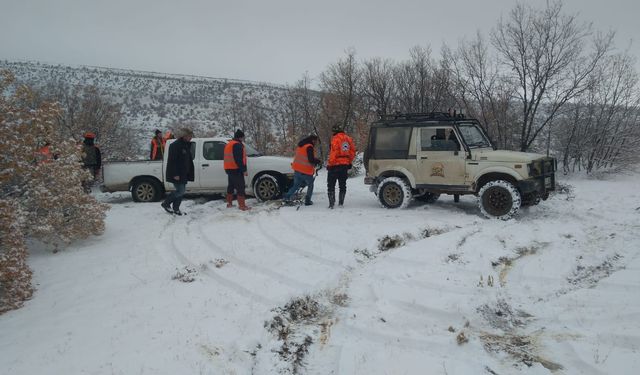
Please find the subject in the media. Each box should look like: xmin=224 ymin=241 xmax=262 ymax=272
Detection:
xmin=478 ymin=180 xmax=521 ymax=219
xmin=377 ymin=177 xmax=412 ymax=209
xmin=253 ymin=174 xmax=281 ymax=201
xmin=131 ymin=178 xmax=162 ymax=202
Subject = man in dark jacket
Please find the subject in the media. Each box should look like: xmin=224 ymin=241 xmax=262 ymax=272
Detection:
xmin=282 ymin=135 xmax=321 ymax=206
xmin=223 ymin=129 xmax=251 ymax=210
xmin=161 ymin=128 xmax=195 ymax=215
xmin=81 ymin=132 xmax=102 ymax=193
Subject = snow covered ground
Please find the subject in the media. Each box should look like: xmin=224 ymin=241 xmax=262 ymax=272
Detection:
xmin=1 ymin=172 xmax=639 ymax=374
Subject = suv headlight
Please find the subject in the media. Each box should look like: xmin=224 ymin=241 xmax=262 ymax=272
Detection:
xmin=528 ymin=161 xmax=541 ymax=177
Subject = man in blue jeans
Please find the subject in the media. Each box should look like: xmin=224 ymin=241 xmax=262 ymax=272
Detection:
xmin=283 ymin=135 xmax=321 ymax=206
xmin=161 ymin=128 xmax=194 ymax=215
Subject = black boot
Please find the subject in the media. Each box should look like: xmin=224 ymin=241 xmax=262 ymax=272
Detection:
xmin=328 ymin=191 xmax=335 ymax=209
xmin=338 ymin=190 xmax=346 ymax=206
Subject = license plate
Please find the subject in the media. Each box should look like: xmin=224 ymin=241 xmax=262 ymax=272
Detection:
xmin=545 ymin=177 xmax=552 ymax=188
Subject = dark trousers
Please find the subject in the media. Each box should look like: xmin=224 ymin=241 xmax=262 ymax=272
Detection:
xmin=164 ymin=183 xmax=186 ymax=210
xmin=327 ymin=165 xmax=349 ymax=194
xmin=227 ymin=171 xmax=246 ymax=196
xmin=283 ymin=171 xmax=315 ymax=203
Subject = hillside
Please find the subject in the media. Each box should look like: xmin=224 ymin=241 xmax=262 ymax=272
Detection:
xmin=0 ymin=60 xmax=289 ymax=154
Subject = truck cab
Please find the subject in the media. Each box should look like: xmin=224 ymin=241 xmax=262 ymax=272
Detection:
xmin=363 ymin=112 xmax=556 ymax=219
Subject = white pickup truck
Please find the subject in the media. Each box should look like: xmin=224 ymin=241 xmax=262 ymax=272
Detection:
xmin=102 ymin=137 xmax=295 ymax=202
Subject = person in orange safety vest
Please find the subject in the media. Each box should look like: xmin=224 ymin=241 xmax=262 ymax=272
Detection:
xmin=150 ymin=129 xmax=166 ymax=160
xmin=326 ymin=124 xmax=355 ymax=208
xmin=282 ymin=135 xmax=321 ymax=206
xmin=223 ymin=129 xmax=251 ymax=211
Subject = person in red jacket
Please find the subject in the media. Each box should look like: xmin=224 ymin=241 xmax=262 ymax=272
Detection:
xmin=224 ymin=129 xmax=251 ymax=211
xmin=282 ymin=135 xmax=321 ymax=206
xmin=326 ymin=124 xmax=355 ymax=208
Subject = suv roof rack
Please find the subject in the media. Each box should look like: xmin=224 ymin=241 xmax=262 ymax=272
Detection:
xmin=378 ymin=111 xmax=468 ymax=122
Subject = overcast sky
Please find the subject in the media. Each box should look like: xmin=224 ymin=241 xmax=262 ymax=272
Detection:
xmin=1 ymin=0 xmax=638 ymax=85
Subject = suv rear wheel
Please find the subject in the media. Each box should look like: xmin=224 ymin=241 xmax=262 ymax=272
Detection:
xmin=377 ymin=177 xmax=412 ymax=209
xmin=478 ymin=180 xmax=521 ymax=219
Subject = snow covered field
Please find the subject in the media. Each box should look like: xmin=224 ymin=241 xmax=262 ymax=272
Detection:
xmin=1 ymin=172 xmax=639 ymax=374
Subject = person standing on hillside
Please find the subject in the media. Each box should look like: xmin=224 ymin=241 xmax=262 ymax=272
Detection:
xmin=81 ymin=132 xmax=102 ymax=193
xmin=282 ymin=135 xmax=322 ymax=206
xmin=150 ymin=129 xmax=165 ymax=160
xmin=224 ymin=129 xmax=251 ymax=211
xmin=326 ymin=124 xmax=356 ymax=209
xmin=161 ymin=128 xmax=194 ymax=215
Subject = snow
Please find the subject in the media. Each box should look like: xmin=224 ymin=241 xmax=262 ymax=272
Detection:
xmin=1 ymin=172 xmax=639 ymax=374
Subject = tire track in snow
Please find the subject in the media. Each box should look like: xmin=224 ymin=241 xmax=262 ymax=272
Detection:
xmin=255 ymin=215 xmax=344 ymax=267
xmin=164 ymin=214 xmax=276 ymax=306
xmin=195 ymin=220 xmax=313 ymax=291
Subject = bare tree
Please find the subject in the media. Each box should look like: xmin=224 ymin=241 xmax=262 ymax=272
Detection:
xmin=319 ymin=48 xmax=362 ymax=133
xmin=446 ymin=34 xmax=519 ymax=149
xmin=362 ymin=57 xmax=396 ymax=115
xmin=491 ymin=0 xmax=614 ymax=151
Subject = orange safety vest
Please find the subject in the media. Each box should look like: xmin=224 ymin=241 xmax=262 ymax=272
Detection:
xmin=291 ymin=144 xmax=315 ymax=175
xmin=223 ymin=140 xmax=247 ymax=170
xmin=36 ymin=145 xmax=53 ymax=163
xmin=327 ymin=132 xmax=355 ymax=167
xmin=151 ymin=137 xmax=164 ymax=160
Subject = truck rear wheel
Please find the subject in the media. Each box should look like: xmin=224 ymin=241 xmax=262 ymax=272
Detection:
xmin=131 ymin=178 xmax=162 ymax=202
xmin=478 ymin=180 xmax=521 ymax=219
xmin=377 ymin=177 xmax=412 ymax=209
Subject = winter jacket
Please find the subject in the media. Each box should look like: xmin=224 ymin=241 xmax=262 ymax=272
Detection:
xmin=165 ymin=138 xmax=195 ymax=184
xmin=82 ymin=138 xmax=102 ymax=170
xmin=327 ymin=132 xmax=355 ymax=167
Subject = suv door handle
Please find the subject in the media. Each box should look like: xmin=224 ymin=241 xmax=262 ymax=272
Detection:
xmin=202 ymin=164 xmax=209 ymax=167
xmin=420 ymin=156 xmax=428 ymax=159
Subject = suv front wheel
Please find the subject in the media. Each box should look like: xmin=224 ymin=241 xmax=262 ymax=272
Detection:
xmin=377 ymin=177 xmax=412 ymax=209
xmin=478 ymin=180 xmax=521 ymax=219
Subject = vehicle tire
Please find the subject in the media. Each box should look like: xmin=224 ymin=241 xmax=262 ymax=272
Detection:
xmin=478 ymin=180 xmax=521 ymax=219
xmin=253 ymin=174 xmax=281 ymax=201
xmin=415 ymin=192 xmax=440 ymax=203
xmin=377 ymin=177 xmax=412 ymax=209
xmin=131 ymin=178 xmax=162 ymax=202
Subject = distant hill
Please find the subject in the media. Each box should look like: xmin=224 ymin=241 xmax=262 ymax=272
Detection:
xmin=0 ymin=60 xmax=289 ymax=154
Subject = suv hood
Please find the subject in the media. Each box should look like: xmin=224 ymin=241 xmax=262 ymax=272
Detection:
xmin=472 ymin=149 xmax=545 ymax=163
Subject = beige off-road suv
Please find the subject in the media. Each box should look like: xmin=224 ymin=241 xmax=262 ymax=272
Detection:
xmin=363 ymin=112 xmax=556 ymax=219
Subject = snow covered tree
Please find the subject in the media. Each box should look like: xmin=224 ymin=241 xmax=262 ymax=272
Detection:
xmin=0 ymin=70 xmax=109 ymax=314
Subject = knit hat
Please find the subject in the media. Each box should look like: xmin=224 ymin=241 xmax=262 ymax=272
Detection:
xmin=154 ymin=129 xmax=162 ymax=135
xmin=234 ymin=129 xmax=245 ymax=139
xmin=84 ymin=131 xmax=96 ymax=139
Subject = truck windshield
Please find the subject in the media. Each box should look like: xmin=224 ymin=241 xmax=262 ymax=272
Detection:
xmin=457 ymin=123 xmax=492 ymax=149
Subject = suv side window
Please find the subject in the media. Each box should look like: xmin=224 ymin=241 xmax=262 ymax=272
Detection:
xmin=420 ymin=128 xmax=460 ymax=152
xmin=202 ymin=141 xmax=225 ymax=160
xmin=373 ymin=127 xmax=412 ymax=159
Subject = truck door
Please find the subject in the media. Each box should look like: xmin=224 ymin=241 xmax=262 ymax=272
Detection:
xmin=198 ymin=141 xmax=228 ymax=189
xmin=415 ymin=127 xmax=467 ymax=188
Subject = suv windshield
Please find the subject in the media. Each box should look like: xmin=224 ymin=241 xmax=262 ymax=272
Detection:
xmin=457 ymin=123 xmax=492 ymax=148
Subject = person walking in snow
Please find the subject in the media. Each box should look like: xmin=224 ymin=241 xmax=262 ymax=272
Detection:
xmin=326 ymin=124 xmax=355 ymax=208
xmin=282 ymin=135 xmax=322 ymax=206
xmin=161 ymin=128 xmax=194 ymax=215
xmin=224 ymin=129 xmax=251 ymax=211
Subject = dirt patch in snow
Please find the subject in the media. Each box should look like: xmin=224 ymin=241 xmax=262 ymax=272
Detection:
xmin=491 ymin=242 xmax=547 ymax=286
xmin=480 ymin=332 xmax=563 ymax=371
xmin=171 ymin=266 xmax=198 ymax=283
xmin=263 ymin=291 xmax=345 ymax=374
